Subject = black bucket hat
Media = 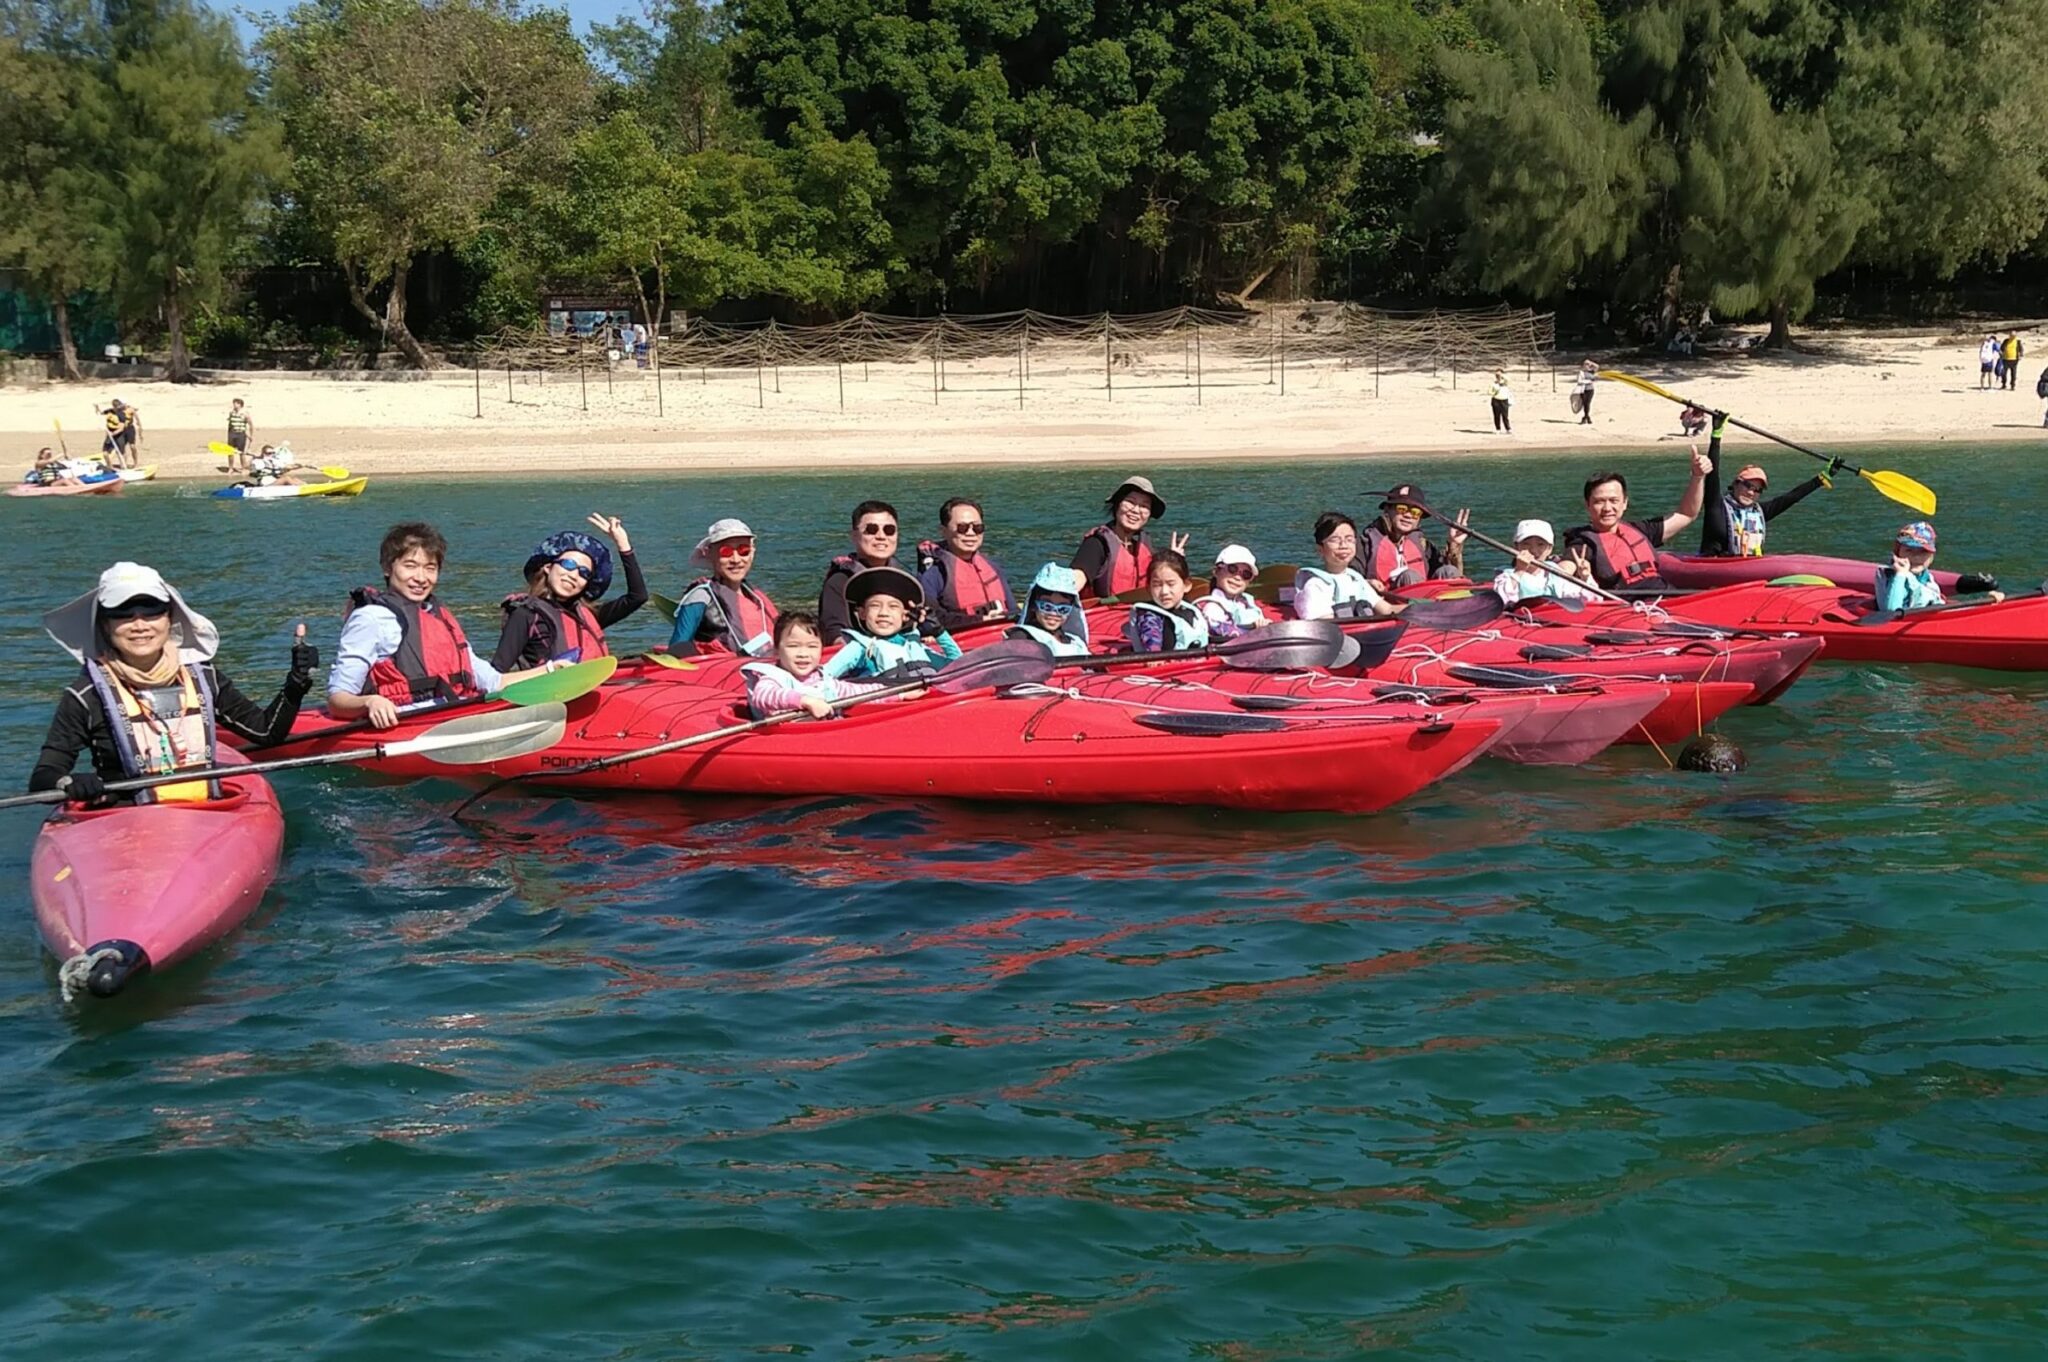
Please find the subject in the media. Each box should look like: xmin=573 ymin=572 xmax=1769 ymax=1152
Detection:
xmin=844 ymin=564 xmax=926 ymax=609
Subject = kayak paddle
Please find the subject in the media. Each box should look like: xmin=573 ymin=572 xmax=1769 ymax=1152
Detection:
xmin=1404 ymin=498 xmax=1624 ymax=606
xmin=448 ymin=639 xmax=1056 ymax=817
xmin=1063 ymin=618 xmax=1378 ymax=674
xmin=1 ymin=706 xmax=570 ymax=810
xmin=1596 ymin=369 xmax=1937 ymax=516
xmin=247 ymin=656 xmax=618 ymax=750
xmin=650 ymin=591 xmax=681 ymax=624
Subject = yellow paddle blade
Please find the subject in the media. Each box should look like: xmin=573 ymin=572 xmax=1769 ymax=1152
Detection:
xmin=1596 ymin=369 xmax=1681 ymax=401
xmin=1860 ymin=467 xmax=1936 ymax=516
xmin=318 ymin=465 xmax=351 ymax=480
xmin=207 ymin=440 xmax=239 ymax=455
xmin=640 ymin=652 xmax=698 ymax=670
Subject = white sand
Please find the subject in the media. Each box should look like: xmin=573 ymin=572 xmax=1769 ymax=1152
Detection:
xmin=3 ymin=329 xmax=2039 ymax=479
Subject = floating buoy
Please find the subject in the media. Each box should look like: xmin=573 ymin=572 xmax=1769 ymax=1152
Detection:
xmin=1677 ymin=732 xmax=1747 ymax=773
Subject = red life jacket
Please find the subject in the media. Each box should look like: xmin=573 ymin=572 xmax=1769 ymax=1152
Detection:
xmin=1361 ymin=525 xmax=1431 ymax=586
xmin=347 ymin=586 xmax=480 ymax=702
xmin=503 ymin=594 xmax=610 ymax=664
xmin=1081 ymin=525 xmax=1151 ymax=598
xmin=686 ymin=578 xmax=779 ymax=656
xmin=1581 ymin=523 xmax=1660 ymax=587
xmin=925 ymin=545 xmax=1010 ymax=617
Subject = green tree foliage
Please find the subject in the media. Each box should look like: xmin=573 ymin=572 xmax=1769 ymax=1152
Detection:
xmin=102 ymin=0 xmax=283 ymax=380
xmin=727 ymin=0 xmax=1431 ymax=304
xmin=0 ymin=0 xmax=116 ymax=378
xmin=263 ymin=0 xmax=595 ymax=367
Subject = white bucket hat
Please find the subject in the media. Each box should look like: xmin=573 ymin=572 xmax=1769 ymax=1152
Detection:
xmin=44 ymin=561 xmax=219 ymax=664
xmin=1512 ymin=519 xmax=1555 ymax=546
xmin=691 ymin=517 xmax=757 ymax=566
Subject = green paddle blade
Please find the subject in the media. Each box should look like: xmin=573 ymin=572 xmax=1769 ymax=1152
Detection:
xmin=415 ymin=705 xmax=569 ymax=765
xmin=1767 ymin=574 xmax=1837 ymax=586
xmin=494 ymin=655 xmax=616 ymax=704
xmin=650 ymin=591 xmax=680 ymax=623
xmin=1860 ymin=467 xmax=1936 ymax=516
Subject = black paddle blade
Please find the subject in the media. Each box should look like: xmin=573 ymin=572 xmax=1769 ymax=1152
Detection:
xmin=1397 ymin=590 xmax=1508 ymax=630
xmin=1230 ymin=693 xmax=1312 ymax=711
xmin=940 ymin=638 xmax=1059 ymax=689
xmin=1444 ymin=662 xmax=1567 ymax=690
xmin=1216 ymin=618 xmax=1347 ymax=671
xmin=1134 ymin=710 xmax=1293 ymax=736
xmin=1334 ymin=620 xmax=1404 ymax=670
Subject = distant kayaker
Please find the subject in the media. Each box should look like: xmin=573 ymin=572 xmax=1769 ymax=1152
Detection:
xmin=742 ymin=612 xmax=889 ymax=720
xmin=1354 ymin=484 xmax=1467 ymax=590
xmin=1490 ymin=520 xmax=1594 ymax=606
xmin=1073 ymin=476 xmax=1186 ymax=599
xmin=1296 ymin=512 xmax=1401 ymax=620
xmin=668 ymin=517 xmax=780 ymax=657
xmin=1194 ymin=544 xmax=1269 ymax=641
xmin=1126 ymin=551 xmax=1209 ymax=652
xmin=247 ymin=444 xmax=304 ymax=487
xmin=1876 ymin=522 xmax=2004 ymax=611
xmin=1696 ymin=412 xmax=1836 ymax=558
xmin=24 ymin=447 xmax=85 ymax=489
xmin=30 ymin=562 xmax=318 ymax=805
xmin=328 ymin=522 xmax=553 ymax=730
xmin=1007 ymin=563 xmax=1092 ymax=657
xmin=916 ymin=497 xmax=1014 ymax=633
xmin=818 ymin=501 xmax=904 ymax=642
xmin=493 ymin=513 xmax=648 ymax=671
xmin=225 ymin=398 xmax=254 ymax=472
xmin=99 ymin=400 xmax=141 ymax=468
xmin=824 ymin=565 xmax=961 ymax=679
xmin=1561 ymin=448 xmax=1713 ymax=592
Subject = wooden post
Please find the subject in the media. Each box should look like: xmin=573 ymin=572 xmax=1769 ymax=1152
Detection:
xmin=1017 ymin=325 xmax=1025 ymax=409
xmin=756 ymin=333 xmax=764 ymax=408
xmin=1194 ymin=324 xmax=1203 ymax=406
xmin=579 ymin=341 xmax=588 ymax=411
xmin=1374 ymin=346 xmax=1380 ymax=398
xmin=1104 ymin=312 xmax=1113 ymax=401
xmin=837 ymin=360 xmax=845 ymax=410
xmin=931 ymin=335 xmax=939 ymax=405
xmin=505 ymin=362 xmax=512 ymax=403
xmin=1278 ymin=315 xmax=1286 ymax=397
xmin=653 ymin=334 xmax=664 ymax=417
xmin=473 ymin=354 xmax=481 ymax=418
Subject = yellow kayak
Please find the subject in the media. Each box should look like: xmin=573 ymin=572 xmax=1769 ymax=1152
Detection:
xmin=213 ymin=475 xmax=368 ymax=501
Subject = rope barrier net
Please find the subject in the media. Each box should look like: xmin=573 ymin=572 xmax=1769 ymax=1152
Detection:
xmin=464 ymin=303 xmax=1557 ymax=416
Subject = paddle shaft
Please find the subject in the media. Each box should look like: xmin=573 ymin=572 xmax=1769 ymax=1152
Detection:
xmin=1414 ymin=506 xmax=1627 ymax=604
xmin=247 ymin=657 xmax=616 ymax=750
xmin=1058 ymin=622 xmax=1359 ymax=672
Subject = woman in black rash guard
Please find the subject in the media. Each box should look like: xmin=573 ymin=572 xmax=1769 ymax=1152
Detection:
xmin=1695 ymin=410 xmax=1835 ymax=558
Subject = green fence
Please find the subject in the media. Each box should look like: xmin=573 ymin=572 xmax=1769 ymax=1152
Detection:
xmin=0 ymin=289 xmax=117 ymax=356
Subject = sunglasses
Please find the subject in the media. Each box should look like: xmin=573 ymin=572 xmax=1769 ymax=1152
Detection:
xmin=1388 ymin=503 xmax=1425 ymax=517
xmin=103 ymin=598 xmax=170 ymax=622
xmin=948 ymin=521 xmax=985 ymax=534
xmin=1732 ymin=479 xmax=1766 ymax=493
xmin=1215 ymin=563 xmax=1255 ymax=578
xmin=551 ymin=557 xmax=592 ymax=577
xmin=715 ymin=540 xmax=755 ymax=558
xmin=860 ymin=522 xmax=898 ymax=536
xmin=1035 ymin=599 xmax=1077 ymax=617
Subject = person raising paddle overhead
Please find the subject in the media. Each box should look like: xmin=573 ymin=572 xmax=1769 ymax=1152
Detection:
xmin=1561 ymin=447 xmax=1712 ymax=592
xmin=30 ymin=563 xmax=318 ymax=805
xmin=1695 ymin=411 xmax=1836 ymax=558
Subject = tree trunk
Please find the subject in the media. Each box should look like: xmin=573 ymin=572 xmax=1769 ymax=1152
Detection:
xmin=1764 ymin=299 xmax=1792 ymax=349
xmin=343 ymin=259 xmax=436 ymax=369
xmin=1658 ymin=265 xmax=1683 ymax=343
xmin=50 ymin=297 xmax=82 ymax=381
xmin=164 ymin=285 xmax=195 ymax=383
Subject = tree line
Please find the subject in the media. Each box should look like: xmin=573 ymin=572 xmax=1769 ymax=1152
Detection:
xmin=4 ymin=0 xmax=2045 ymax=377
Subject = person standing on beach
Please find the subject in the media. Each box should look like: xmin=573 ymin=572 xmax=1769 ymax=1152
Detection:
xmin=2002 ymin=333 xmax=2024 ymax=391
xmin=224 ymin=399 xmax=254 ymax=473
xmin=1488 ymin=371 xmax=1514 ymax=433
xmin=1571 ymin=362 xmax=1597 ymax=424
xmin=99 ymin=400 xmax=141 ymax=468
xmin=1980 ymin=334 xmax=2000 ymax=389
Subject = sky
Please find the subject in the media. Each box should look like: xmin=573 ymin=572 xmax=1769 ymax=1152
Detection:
xmin=231 ymin=0 xmax=642 ymax=40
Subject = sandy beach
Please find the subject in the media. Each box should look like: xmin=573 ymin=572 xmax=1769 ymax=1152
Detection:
xmin=3 ymin=328 xmax=2040 ymax=479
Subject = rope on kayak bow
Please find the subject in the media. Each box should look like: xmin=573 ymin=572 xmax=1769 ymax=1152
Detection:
xmin=56 ymin=946 xmax=123 ymax=1003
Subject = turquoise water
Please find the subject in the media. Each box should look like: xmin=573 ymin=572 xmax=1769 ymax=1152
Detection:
xmin=3 ymin=448 xmax=2047 ymax=1359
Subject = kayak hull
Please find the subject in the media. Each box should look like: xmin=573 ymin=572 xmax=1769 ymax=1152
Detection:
xmin=213 ymin=475 xmax=368 ymax=500
xmin=7 ymin=478 xmax=120 ymax=498
xmin=259 ymin=679 xmax=1507 ymax=815
xmin=30 ymin=753 xmax=284 ymax=997
xmin=1659 ymin=582 xmax=2048 ymax=671
xmin=1657 ymin=551 xmax=1960 ymax=592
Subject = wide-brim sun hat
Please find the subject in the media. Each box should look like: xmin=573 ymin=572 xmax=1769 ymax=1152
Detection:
xmin=523 ymin=530 xmax=613 ymax=600
xmin=44 ymin=561 xmax=219 ymax=665
xmin=1105 ymin=475 xmax=1165 ymax=519
xmin=692 ymin=517 xmax=757 ymax=566
xmin=845 ymin=564 xmax=925 ymax=610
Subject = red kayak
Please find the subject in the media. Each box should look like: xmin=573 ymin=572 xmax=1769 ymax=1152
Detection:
xmin=259 ymin=677 xmax=1509 ymax=815
xmin=1066 ymin=667 xmax=1671 ymax=765
xmin=6 ymin=478 xmax=121 ymax=499
xmin=31 ymin=750 xmax=284 ymax=999
xmin=1656 ymin=551 xmax=1961 ymax=592
xmin=1654 ymin=582 xmax=2048 ymax=671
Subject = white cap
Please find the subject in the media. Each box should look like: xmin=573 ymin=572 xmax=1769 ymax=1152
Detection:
xmin=44 ymin=561 xmax=219 ymax=664
xmin=1513 ymin=519 xmax=1555 ymax=546
xmin=1213 ymin=543 xmax=1258 ymax=571
xmin=95 ymin=561 xmax=170 ymax=606
xmin=691 ymin=517 xmax=756 ymax=565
